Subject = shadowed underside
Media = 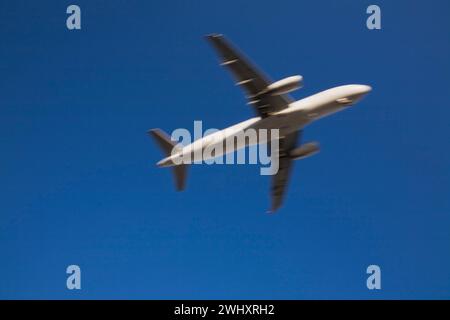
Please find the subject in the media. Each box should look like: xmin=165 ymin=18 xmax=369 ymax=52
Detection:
xmin=149 ymin=34 xmax=371 ymax=212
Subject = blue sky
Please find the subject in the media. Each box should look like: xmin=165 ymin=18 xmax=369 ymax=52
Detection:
xmin=1 ymin=0 xmax=449 ymax=299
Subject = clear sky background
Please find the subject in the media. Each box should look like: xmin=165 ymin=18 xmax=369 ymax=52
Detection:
xmin=1 ymin=0 xmax=449 ymax=299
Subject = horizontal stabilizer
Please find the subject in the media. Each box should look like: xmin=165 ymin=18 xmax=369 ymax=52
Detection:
xmin=148 ymin=128 xmax=188 ymax=191
xmin=148 ymin=129 xmax=177 ymax=156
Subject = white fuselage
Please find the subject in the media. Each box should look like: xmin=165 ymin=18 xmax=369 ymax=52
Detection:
xmin=158 ymin=84 xmax=371 ymax=167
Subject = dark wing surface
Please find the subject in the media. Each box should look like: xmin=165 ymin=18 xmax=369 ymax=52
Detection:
xmin=206 ymin=34 xmax=292 ymax=117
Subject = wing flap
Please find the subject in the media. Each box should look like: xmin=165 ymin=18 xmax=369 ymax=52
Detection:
xmin=269 ymin=131 xmax=301 ymax=212
xmin=206 ymin=34 xmax=292 ymax=117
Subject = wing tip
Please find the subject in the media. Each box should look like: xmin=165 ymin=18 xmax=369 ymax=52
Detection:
xmin=147 ymin=128 xmax=158 ymax=135
xmin=267 ymin=204 xmax=281 ymax=214
xmin=205 ymin=33 xmax=223 ymax=39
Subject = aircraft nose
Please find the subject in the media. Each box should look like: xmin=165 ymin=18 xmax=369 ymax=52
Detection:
xmin=359 ymin=85 xmax=372 ymax=94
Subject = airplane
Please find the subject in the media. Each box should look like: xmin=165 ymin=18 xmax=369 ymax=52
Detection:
xmin=149 ymin=34 xmax=371 ymax=212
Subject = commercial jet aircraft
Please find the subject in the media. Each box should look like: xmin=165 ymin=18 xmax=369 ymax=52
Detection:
xmin=150 ymin=34 xmax=371 ymax=212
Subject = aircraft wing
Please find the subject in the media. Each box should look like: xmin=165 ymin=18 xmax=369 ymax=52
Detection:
xmin=269 ymin=130 xmax=301 ymax=212
xmin=206 ymin=34 xmax=292 ymax=117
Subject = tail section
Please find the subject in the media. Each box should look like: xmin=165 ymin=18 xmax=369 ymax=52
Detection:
xmin=148 ymin=129 xmax=188 ymax=191
xmin=148 ymin=129 xmax=176 ymax=157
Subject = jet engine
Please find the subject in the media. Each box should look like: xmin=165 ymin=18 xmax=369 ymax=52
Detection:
xmin=265 ymin=75 xmax=303 ymax=96
xmin=289 ymin=142 xmax=320 ymax=160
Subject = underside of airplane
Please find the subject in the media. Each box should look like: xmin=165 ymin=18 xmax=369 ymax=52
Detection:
xmin=150 ymin=34 xmax=371 ymax=212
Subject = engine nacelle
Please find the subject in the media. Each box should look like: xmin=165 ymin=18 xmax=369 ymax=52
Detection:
xmin=265 ymin=75 xmax=303 ymax=96
xmin=289 ymin=142 xmax=320 ymax=160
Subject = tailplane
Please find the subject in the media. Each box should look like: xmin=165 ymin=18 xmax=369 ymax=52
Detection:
xmin=148 ymin=129 xmax=188 ymax=191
